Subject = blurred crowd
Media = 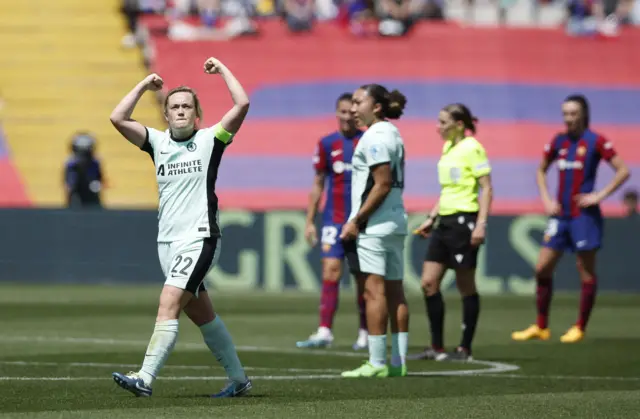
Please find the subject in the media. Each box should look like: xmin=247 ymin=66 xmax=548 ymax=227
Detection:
xmin=120 ymin=0 xmax=640 ymax=43
xmin=121 ymin=0 xmax=444 ymax=41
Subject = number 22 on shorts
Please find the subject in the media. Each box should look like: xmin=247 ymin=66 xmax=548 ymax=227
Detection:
xmin=171 ymin=254 xmax=194 ymax=277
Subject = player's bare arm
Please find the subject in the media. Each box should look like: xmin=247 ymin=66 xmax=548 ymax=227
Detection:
xmin=471 ymin=174 xmax=493 ymax=247
xmin=537 ymin=158 xmax=560 ymax=216
xmin=204 ymin=57 xmax=250 ymax=134
xmin=110 ymin=74 xmax=163 ymax=148
xmin=340 ymin=163 xmax=392 ymax=240
xmin=305 ymin=171 xmax=326 ymax=246
xmin=414 ymin=201 xmax=439 ymax=238
xmin=576 ymin=155 xmax=630 ymax=208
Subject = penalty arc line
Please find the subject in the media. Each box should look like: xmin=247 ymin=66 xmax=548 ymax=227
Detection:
xmin=0 ymin=335 xmax=519 ymax=376
xmin=2 ymin=336 xmax=639 ymax=382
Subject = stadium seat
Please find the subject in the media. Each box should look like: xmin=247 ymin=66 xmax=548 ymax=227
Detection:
xmin=0 ymin=0 xmax=164 ymax=208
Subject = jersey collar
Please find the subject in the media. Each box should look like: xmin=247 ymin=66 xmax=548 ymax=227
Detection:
xmin=170 ymin=129 xmax=198 ymax=143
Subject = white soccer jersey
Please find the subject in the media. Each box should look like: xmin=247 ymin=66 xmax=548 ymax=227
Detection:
xmin=348 ymin=120 xmax=408 ymax=237
xmin=141 ymin=123 xmax=234 ymax=242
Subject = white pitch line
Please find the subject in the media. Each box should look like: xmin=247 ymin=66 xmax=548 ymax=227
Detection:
xmin=0 ymin=361 xmax=342 ymax=374
xmin=2 ymin=372 xmax=639 ymax=382
xmin=0 ymin=335 xmax=520 ymax=376
xmin=0 ymin=335 xmax=365 ymax=358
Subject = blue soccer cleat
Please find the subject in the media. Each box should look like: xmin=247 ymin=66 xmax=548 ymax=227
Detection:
xmin=211 ymin=379 xmax=253 ymax=398
xmin=112 ymin=371 xmax=152 ymax=397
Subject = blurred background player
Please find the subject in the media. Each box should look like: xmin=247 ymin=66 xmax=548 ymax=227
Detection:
xmin=512 ymin=94 xmax=630 ymax=344
xmin=340 ymin=85 xmax=409 ymax=378
xmin=63 ymin=132 xmax=104 ymax=209
xmin=109 ymin=57 xmax=253 ymax=398
xmin=297 ymin=92 xmax=368 ymax=350
xmin=409 ymin=104 xmax=493 ymax=362
xmin=622 ymin=188 xmax=638 ymax=218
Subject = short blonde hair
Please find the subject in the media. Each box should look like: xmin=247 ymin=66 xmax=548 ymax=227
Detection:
xmin=163 ymin=86 xmax=203 ymax=119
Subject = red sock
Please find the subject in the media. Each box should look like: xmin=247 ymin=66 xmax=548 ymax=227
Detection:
xmin=319 ymin=280 xmax=340 ymax=329
xmin=536 ymin=276 xmax=553 ymax=329
xmin=577 ymin=279 xmax=597 ymax=331
xmin=357 ymin=294 xmax=367 ymax=331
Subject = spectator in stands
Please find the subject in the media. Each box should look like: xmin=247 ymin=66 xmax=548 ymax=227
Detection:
xmin=64 ymin=133 xmax=104 ymax=209
xmin=335 ymin=0 xmax=375 ymax=35
xmin=563 ymin=0 xmax=635 ymax=36
xmin=633 ymin=0 xmax=640 ymax=23
xmin=376 ymin=0 xmax=443 ymax=36
xmin=605 ymin=0 xmax=638 ymax=24
xmin=167 ymin=0 xmax=258 ymax=40
xmin=120 ymin=0 xmax=165 ymax=48
xmin=622 ymin=189 xmax=638 ymax=218
xmin=565 ymin=0 xmax=601 ymax=35
xmin=283 ymin=0 xmax=315 ymax=31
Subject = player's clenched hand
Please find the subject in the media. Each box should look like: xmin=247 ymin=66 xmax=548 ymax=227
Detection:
xmin=142 ymin=74 xmax=163 ymax=91
xmin=543 ymin=199 xmax=561 ymax=216
xmin=305 ymin=223 xmax=318 ymax=247
xmin=204 ymin=57 xmax=225 ymax=75
xmin=339 ymin=221 xmax=359 ymax=241
xmin=575 ymin=193 xmax=600 ymax=208
xmin=413 ymin=218 xmax=434 ymax=238
xmin=470 ymin=223 xmax=486 ymax=247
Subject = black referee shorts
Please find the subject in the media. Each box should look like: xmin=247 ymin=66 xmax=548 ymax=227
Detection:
xmin=425 ymin=212 xmax=480 ymax=270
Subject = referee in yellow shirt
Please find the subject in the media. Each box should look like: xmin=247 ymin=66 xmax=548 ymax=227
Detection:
xmin=409 ymin=103 xmax=493 ymax=362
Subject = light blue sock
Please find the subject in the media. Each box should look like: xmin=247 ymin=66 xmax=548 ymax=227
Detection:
xmin=391 ymin=332 xmax=409 ymax=367
xmin=368 ymin=335 xmax=387 ymax=367
xmin=139 ymin=319 xmax=179 ymax=386
xmin=200 ymin=316 xmax=246 ymax=383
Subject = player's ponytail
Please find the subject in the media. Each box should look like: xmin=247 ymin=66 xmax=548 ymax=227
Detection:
xmin=361 ymin=84 xmax=408 ymax=120
xmin=386 ymin=90 xmax=407 ymax=120
xmin=443 ymin=103 xmax=477 ymax=134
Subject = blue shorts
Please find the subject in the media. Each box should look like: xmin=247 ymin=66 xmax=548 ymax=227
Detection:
xmin=320 ymin=223 xmax=345 ymax=259
xmin=543 ymin=215 xmax=603 ymax=252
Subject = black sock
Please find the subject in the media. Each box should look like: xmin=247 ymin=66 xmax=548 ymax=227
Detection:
xmin=460 ymin=293 xmax=480 ymax=352
xmin=425 ymin=292 xmax=445 ymax=350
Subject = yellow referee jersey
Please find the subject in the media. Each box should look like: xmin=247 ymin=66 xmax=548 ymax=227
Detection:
xmin=437 ymin=136 xmax=491 ymax=216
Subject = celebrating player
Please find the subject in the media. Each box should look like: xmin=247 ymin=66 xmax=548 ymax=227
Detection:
xmin=512 ymin=94 xmax=630 ymax=343
xmin=109 ymin=57 xmax=252 ymax=397
xmin=297 ymin=93 xmax=368 ymax=350
xmin=340 ymin=84 xmax=410 ymax=378
xmin=409 ymin=104 xmax=493 ymax=362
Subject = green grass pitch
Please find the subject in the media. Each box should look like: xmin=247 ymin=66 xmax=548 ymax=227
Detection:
xmin=0 ymin=284 xmax=639 ymax=418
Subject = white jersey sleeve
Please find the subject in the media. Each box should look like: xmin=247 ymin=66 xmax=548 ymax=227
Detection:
xmin=363 ymin=130 xmax=392 ymax=166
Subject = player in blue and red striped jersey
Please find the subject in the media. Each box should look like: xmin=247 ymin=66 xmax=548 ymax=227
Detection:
xmin=296 ymin=92 xmax=368 ymax=350
xmin=512 ymin=94 xmax=630 ymax=344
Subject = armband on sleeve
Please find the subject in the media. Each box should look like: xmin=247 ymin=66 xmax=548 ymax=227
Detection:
xmin=213 ymin=123 xmax=234 ymax=144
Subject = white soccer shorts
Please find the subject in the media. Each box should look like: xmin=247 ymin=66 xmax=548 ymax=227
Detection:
xmin=157 ymin=237 xmax=221 ymax=295
xmin=345 ymin=234 xmax=405 ymax=280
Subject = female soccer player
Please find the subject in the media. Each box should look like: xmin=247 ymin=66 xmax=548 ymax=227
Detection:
xmin=512 ymin=94 xmax=630 ymax=343
xmin=340 ymin=84 xmax=410 ymax=378
xmin=109 ymin=57 xmax=252 ymax=398
xmin=297 ymin=93 xmax=368 ymax=350
xmin=410 ymin=103 xmax=493 ymax=362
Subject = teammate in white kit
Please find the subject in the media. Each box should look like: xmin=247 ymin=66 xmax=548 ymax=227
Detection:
xmin=340 ymin=84 xmax=410 ymax=378
xmin=109 ymin=57 xmax=252 ymax=398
